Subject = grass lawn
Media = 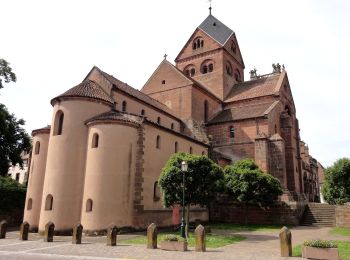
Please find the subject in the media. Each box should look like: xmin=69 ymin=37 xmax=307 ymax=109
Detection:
xmin=210 ymin=223 xmax=283 ymax=232
xmin=293 ymin=241 xmax=350 ymax=260
xmin=330 ymin=227 xmax=350 ymax=237
xmin=122 ymin=232 xmax=245 ymax=248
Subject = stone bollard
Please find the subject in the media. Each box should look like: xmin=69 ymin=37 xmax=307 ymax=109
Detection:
xmin=72 ymin=223 xmax=83 ymax=244
xmin=0 ymin=220 xmax=7 ymax=239
xmin=279 ymin=226 xmax=292 ymax=257
xmin=147 ymin=223 xmax=157 ymax=249
xmin=44 ymin=221 xmax=55 ymax=242
xmin=106 ymin=224 xmax=117 ymax=246
xmin=195 ymin=224 xmax=206 ymax=252
xmin=19 ymin=221 xmax=30 ymax=241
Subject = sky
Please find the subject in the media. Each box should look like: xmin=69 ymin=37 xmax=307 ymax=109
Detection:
xmin=0 ymin=0 xmax=349 ymax=167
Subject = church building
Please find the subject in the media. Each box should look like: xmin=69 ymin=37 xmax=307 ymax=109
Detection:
xmin=24 ymin=12 xmax=319 ymax=233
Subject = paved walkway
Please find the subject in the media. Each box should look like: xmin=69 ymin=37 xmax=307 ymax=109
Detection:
xmin=0 ymin=226 xmax=348 ymax=260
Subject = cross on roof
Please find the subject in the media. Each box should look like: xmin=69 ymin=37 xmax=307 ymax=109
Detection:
xmin=164 ymin=54 xmax=167 ymax=60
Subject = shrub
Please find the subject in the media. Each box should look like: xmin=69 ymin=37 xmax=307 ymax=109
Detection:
xmin=303 ymin=239 xmax=338 ymax=248
xmin=162 ymin=234 xmax=185 ymax=242
xmin=0 ymin=176 xmax=26 ymax=211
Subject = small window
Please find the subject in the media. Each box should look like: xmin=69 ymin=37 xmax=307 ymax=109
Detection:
xmin=193 ymin=37 xmax=204 ymax=50
xmin=189 ymin=147 xmax=193 ymax=154
xmin=208 ymin=63 xmax=213 ymax=72
xmin=122 ymin=101 xmax=127 ymax=112
xmin=156 ymin=135 xmax=161 ymax=149
xmin=226 ymin=62 xmax=233 ymax=76
xmin=34 ymin=141 xmax=40 ymax=155
xmin=92 ymin=133 xmax=99 ymax=148
xmin=175 ymin=141 xmax=178 ymax=153
xmin=27 ymin=198 xmax=33 ymax=210
xmin=229 ymin=126 xmax=235 ymax=138
xmin=86 ymin=199 xmax=93 ymax=212
xmin=157 ymin=117 xmax=161 ymax=124
xmin=202 ymin=65 xmax=208 ymax=74
xmin=45 ymin=194 xmax=53 ymax=211
xmin=184 ymin=65 xmax=196 ymax=77
xmin=234 ymin=69 xmax=241 ymax=82
xmin=153 ymin=181 xmax=160 ymax=201
xmin=162 ymin=80 xmax=166 ymax=84
xmin=231 ymin=41 xmax=237 ymax=53
xmin=201 ymin=60 xmax=214 ymax=74
xmin=171 ymin=123 xmax=174 ymax=130
xmin=141 ymin=109 xmax=145 ymax=116
xmin=16 ymin=173 xmax=20 ymax=182
xmin=190 ymin=68 xmax=195 ymax=77
xmin=53 ymin=110 xmax=64 ymax=136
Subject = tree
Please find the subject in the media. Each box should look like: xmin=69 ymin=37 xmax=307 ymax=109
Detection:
xmin=158 ymin=152 xmax=224 ymax=232
xmin=322 ymin=158 xmax=350 ymax=205
xmin=224 ymin=159 xmax=283 ymax=224
xmin=0 ymin=104 xmax=31 ymax=176
xmin=0 ymin=176 xmax=26 ymax=211
xmin=0 ymin=59 xmax=16 ymax=89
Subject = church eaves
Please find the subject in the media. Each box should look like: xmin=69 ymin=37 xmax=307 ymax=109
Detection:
xmin=85 ymin=109 xmax=143 ymax=126
xmin=198 ymin=14 xmax=234 ymax=46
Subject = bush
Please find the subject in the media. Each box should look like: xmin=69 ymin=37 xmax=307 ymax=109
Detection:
xmin=303 ymin=239 xmax=338 ymax=248
xmin=162 ymin=234 xmax=185 ymax=242
xmin=0 ymin=176 xmax=26 ymax=211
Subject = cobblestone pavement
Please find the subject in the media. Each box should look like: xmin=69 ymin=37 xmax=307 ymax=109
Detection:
xmin=0 ymin=226 xmax=348 ymax=260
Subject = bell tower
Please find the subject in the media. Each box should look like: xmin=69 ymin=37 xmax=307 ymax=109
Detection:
xmin=175 ymin=13 xmax=245 ymax=100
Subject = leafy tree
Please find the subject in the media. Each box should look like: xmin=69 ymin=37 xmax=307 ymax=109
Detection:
xmin=158 ymin=152 xmax=224 ymax=232
xmin=0 ymin=59 xmax=17 ymax=89
xmin=224 ymin=159 xmax=283 ymax=224
xmin=0 ymin=176 xmax=26 ymax=211
xmin=0 ymin=104 xmax=31 ymax=176
xmin=322 ymin=158 xmax=350 ymax=205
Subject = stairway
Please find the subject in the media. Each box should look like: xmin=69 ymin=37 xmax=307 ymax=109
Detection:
xmin=300 ymin=203 xmax=336 ymax=227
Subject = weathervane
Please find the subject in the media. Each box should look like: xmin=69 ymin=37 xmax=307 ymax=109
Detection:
xmin=208 ymin=0 xmax=212 ymax=15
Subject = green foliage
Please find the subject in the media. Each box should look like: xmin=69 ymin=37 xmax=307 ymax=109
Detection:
xmin=158 ymin=152 xmax=224 ymax=208
xmin=303 ymin=239 xmax=338 ymax=248
xmin=0 ymin=104 xmax=31 ymax=176
xmin=323 ymin=158 xmax=350 ymax=205
xmin=0 ymin=59 xmax=16 ymax=89
xmin=224 ymin=159 xmax=283 ymax=206
xmin=162 ymin=234 xmax=185 ymax=242
xmin=0 ymin=176 xmax=26 ymax=211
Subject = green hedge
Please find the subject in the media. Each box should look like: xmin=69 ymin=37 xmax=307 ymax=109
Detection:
xmin=0 ymin=176 xmax=26 ymax=211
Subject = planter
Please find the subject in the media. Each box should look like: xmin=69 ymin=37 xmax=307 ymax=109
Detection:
xmin=160 ymin=240 xmax=188 ymax=251
xmin=302 ymin=246 xmax=339 ymax=260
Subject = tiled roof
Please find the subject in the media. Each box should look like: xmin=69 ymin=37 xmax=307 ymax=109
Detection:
xmin=51 ymin=80 xmax=114 ymax=105
xmin=32 ymin=125 xmax=51 ymax=136
xmin=99 ymin=70 xmax=180 ymax=119
xmin=208 ymin=101 xmax=278 ymax=124
xmin=86 ymin=109 xmax=143 ymax=125
xmin=198 ymin=15 xmax=234 ymax=46
xmin=224 ymin=74 xmax=281 ymax=103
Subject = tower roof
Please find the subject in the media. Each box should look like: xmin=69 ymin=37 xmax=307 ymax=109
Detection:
xmin=198 ymin=15 xmax=234 ymax=46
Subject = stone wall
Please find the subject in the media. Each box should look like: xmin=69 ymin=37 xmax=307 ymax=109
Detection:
xmin=211 ymin=201 xmax=306 ymax=226
xmin=335 ymin=205 xmax=350 ymax=227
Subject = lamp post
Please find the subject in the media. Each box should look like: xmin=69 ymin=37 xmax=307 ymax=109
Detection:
xmin=180 ymin=160 xmax=188 ymax=239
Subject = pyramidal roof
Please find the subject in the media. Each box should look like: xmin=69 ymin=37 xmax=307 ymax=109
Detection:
xmin=198 ymin=15 xmax=234 ymax=46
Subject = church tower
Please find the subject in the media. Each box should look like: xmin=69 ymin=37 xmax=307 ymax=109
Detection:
xmin=175 ymin=13 xmax=245 ymax=100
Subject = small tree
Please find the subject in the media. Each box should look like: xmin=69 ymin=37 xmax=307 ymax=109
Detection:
xmin=0 ymin=59 xmax=16 ymax=89
xmin=158 ymin=153 xmax=224 ymax=232
xmin=224 ymin=159 xmax=283 ymax=224
xmin=322 ymin=158 xmax=350 ymax=205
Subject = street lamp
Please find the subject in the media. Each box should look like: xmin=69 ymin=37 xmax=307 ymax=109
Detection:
xmin=180 ymin=161 xmax=188 ymax=239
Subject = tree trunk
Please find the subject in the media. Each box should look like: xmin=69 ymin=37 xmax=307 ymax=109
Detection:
xmin=185 ymin=205 xmax=190 ymax=239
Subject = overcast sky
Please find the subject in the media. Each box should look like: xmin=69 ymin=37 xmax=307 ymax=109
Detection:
xmin=0 ymin=0 xmax=349 ymax=167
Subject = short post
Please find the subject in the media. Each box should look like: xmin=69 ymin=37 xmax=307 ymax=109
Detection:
xmin=44 ymin=221 xmax=55 ymax=242
xmin=195 ymin=224 xmax=206 ymax=252
xmin=0 ymin=220 xmax=7 ymax=239
xmin=106 ymin=224 xmax=117 ymax=246
xmin=147 ymin=223 xmax=157 ymax=249
xmin=19 ymin=221 xmax=30 ymax=241
xmin=279 ymin=226 xmax=292 ymax=257
xmin=72 ymin=223 xmax=83 ymax=244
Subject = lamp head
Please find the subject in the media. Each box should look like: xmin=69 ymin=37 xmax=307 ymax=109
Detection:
xmin=181 ymin=161 xmax=188 ymax=172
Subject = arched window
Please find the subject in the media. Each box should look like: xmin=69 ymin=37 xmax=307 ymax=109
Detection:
xmin=231 ymin=41 xmax=237 ymax=53
xmin=175 ymin=142 xmax=178 ymax=153
xmin=171 ymin=123 xmax=174 ymax=130
xmin=122 ymin=101 xmax=127 ymax=112
xmin=156 ymin=135 xmax=161 ymax=149
xmin=234 ymin=69 xmax=241 ymax=82
xmin=162 ymin=80 xmax=166 ymax=84
xmin=141 ymin=109 xmax=145 ymax=116
xmin=34 ymin=141 xmax=40 ymax=155
xmin=157 ymin=117 xmax=161 ymax=124
xmin=226 ymin=61 xmax=233 ymax=76
xmin=153 ymin=181 xmax=160 ymax=201
xmin=229 ymin=126 xmax=235 ymax=138
xmin=193 ymin=37 xmax=204 ymax=50
xmin=204 ymin=100 xmax=209 ymax=122
xmin=189 ymin=147 xmax=193 ymax=154
xmin=27 ymin=198 xmax=33 ymax=210
xmin=201 ymin=60 xmax=214 ymax=74
xmin=45 ymin=194 xmax=53 ymax=211
xmin=92 ymin=133 xmax=99 ymax=148
xmin=53 ymin=110 xmax=64 ymax=136
xmin=190 ymin=68 xmax=196 ymax=77
xmin=184 ymin=65 xmax=196 ymax=77
xmin=86 ymin=199 xmax=93 ymax=212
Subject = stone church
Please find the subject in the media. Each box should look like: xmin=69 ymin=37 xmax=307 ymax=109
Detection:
xmin=24 ymin=12 xmax=319 ymax=233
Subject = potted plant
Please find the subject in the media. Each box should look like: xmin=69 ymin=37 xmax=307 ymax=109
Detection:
xmin=302 ymin=239 xmax=339 ymax=260
xmin=160 ymin=234 xmax=188 ymax=251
